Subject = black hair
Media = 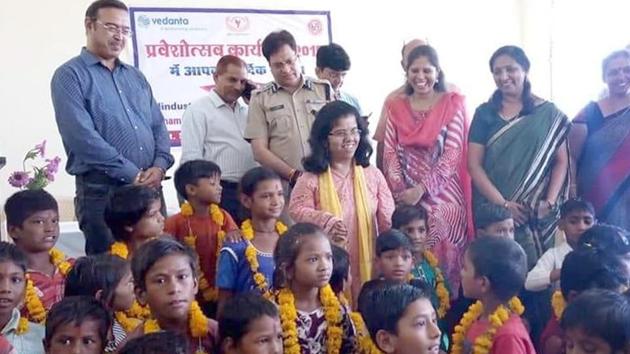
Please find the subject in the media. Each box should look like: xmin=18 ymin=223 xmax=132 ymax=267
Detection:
xmin=561 ymin=289 xmax=630 ymax=352
xmin=131 ymin=237 xmax=197 ymax=291
xmin=375 ymin=229 xmax=413 ymax=257
xmin=602 ymin=49 xmax=630 ymax=80
xmin=391 ymin=205 xmax=428 ymax=230
xmin=174 ymin=160 xmax=222 ymax=200
xmin=85 ymin=0 xmax=128 ymax=18
xmin=578 ymin=223 xmax=630 ymax=255
xmin=404 ymin=45 xmax=446 ymax=94
xmin=467 ymin=236 xmax=527 ymax=301
xmin=0 ymin=242 xmax=28 ymax=273
xmin=360 ymin=282 xmax=431 ymax=344
xmin=489 ymin=45 xmax=536 ymax=115
xmin=475 ymin=203 xmax=513 ymax=230
xmin=560 ymin=248 xmax=629 ymax=299
xmin=262 ymin=30 xmax=297 ymax=62
xmin=4 ymin=189 xmax=58 ymax=228
xmin=357 ymin=279 xmax=390 ymax=315
xmin=64 ymin=254 xmax=130 ymax=307
xmin=104 ymin=185 xmax=161 ymax=242
xmin=316 ymin=43 xmax=351 ymax=71
xmin=560 ymin=198 xmax=595 ymax=218
xmin=239 ymin=167 xmax=282 ymax=197
xmin=119 ymin=331 xmax=188 ymax=354
xmin=218 ymin=293 xmax=279 ymax=345
xmin=44 ymin=296 xmax=112 ymax=351
xmin=272 ymin=223 xmax=328 ymax=288
xmin=330 ymin=244 xmax=350 ymax=294
xmin=302 ymin=101 xmax=372 ymax=173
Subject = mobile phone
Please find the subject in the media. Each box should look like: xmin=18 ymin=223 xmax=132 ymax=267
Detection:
xmin=242 ymin=81 xmax=256 ymax=101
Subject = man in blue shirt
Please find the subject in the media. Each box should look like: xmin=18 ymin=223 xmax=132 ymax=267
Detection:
xmin=51 ymin=0 xmax=173 ymax=254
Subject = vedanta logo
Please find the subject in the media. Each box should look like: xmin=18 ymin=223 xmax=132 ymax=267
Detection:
xmin=137 ymin=15 xmax=190 ymax=28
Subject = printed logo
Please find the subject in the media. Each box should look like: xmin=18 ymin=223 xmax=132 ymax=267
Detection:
xmin=225 ymin=16 xmax=250 ymax=32
xmin=307 ymin=19 xmax=323 ymax=35
xmin=137 ymin=15 xmax=151 ymax=28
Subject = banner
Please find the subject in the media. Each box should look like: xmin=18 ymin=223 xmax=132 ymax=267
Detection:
xmin=130 ymin=8 xmax=333 ymax=146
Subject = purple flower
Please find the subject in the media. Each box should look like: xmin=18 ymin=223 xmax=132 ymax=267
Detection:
xmin=34 ymin=140 xmax=47 ymax=157
xmin=45 ymin=156 xmax=61 ymax=174
xmin=44 ymin=170 xmax=55 ymax=182
xmin=8 ymin=171 xmax=30 ymax=188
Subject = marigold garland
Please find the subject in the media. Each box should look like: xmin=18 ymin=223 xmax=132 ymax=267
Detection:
xmin=110 ymin=241 xmax=129 ymax=259
xmin=23 ymin=248 xmax=73 ymax=324
xmin=115 ymin=310 xmax=142 ymax=333
xmin=451 ymin=297 xmax=524 ymax=354
xmin=422 ymin=251 xmax=450 ymax=318
xmin=24 ymin=277 xmax=46 ymax=324
xmin=143 ymin=300 xmax=210 ymax=354
xmin=16 ymin=316 xmax=28 ymax=335
xmin=350 ymin=311 xmax=382 ymax=354
xmin=277 ymin=285 xmax=343 ymax=354
xmin=241 ymin=219 xmax=287 ymax=299
xmin=181 ymin=202 xmax=226 ymax=302
xmin=551 ymin=290 xmax=566 ymax=320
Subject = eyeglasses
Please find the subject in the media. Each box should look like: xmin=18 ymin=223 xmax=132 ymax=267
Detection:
xmin=329 ymin=128 xmax=361 ymax=138
xmin=95 ymin=20 xmax=133 ymax=37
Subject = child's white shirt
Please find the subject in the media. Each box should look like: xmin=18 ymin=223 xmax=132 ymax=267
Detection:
xmin=525 ymin=242 xmax=573 ymax=291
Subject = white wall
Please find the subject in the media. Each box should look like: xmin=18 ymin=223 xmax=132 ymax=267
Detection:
xmin=2 ymin=0 xmax=526 ymax=219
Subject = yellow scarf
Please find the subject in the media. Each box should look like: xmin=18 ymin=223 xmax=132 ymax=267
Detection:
xmin=318 ymin=165 xmax=373 ymax=283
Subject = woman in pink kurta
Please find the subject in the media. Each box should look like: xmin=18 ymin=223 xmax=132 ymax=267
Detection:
xmin=382 ymin=45 xmax=472 ymax=292
xmin=289 ymin=101 xmax=394 ymax=302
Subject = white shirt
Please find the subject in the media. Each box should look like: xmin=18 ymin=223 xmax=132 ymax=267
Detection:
xmin=180 ymin=90 xmax=258 ymax=182
xmin=1 ymin=309 xmax=44 ymax=354
xmin=525 ymin=241 xmax=573 ymax=291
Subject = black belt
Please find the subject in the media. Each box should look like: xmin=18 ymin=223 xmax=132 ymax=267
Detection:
xmin=220 ymin=180 xmax=239 ymax=189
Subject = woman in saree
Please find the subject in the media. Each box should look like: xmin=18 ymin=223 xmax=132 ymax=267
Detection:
xmin=571 ymin=49 xmax=630 ymax=230
xmin=288 ymin=100 xmax=395 ymax=302
xmin=467 ymin=45 xmax=570 ymax=269
xmin=382 ymin=45 xmax=472 ymax=291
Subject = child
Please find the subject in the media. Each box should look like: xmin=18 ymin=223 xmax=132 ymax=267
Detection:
xmin=579 ymin=223 xmax=630 ymax=269
xmin=456 ymin=236 xmax=536 ymax=354
xmin=375 ymin=229 xmax=414 ymax=283
xmin=4 ymin=189 xmax=74 ymax=322
xmin=64 ymin=254 xmax=139 ymax=351
xmin=539 ymin=248 xmax=629 ymax=354
xmin=0 ymin=242 xmax=45 ymax=353
xmin=360 ymin=282 xmax=441 ymax=354
xmin=165 ymin=160 xmax=237 ymax=309
xmin=131 ymin=237 xmax=217 ymax=354
xmin=272 ymin=223 xmax=356 ymax=353
xmin=561 ymin=289 xmax=630 ymax=354
xmin=43 ymin=296 xmax=111 ymax=354
xmin=392 ymin=205 xmax=451 ymax=318
xmin=216 ymin=167 xmax=285 ymax=312
xmin=105 ymin=185 xmax=165 ymax=259
xmin=218 ymin=293 xmax=282 ymax=354
xmin=474 ymin=203 xmax=515 ymax=239
xmin=525 ymin=199 xmax=595 ymax=292
xmin=119 ymin=331 xmax=188 ymax=354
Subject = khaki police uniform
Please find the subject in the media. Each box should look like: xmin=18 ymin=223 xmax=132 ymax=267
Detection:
xmin=244 ymin=76 xmax=332 ymax=171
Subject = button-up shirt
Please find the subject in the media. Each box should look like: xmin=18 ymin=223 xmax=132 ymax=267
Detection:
xmin=244 ymin=76 xmax=331 ymax=170
xmin=51 ymin=48 xmax=174 ymax=183
xmin=2 ymin=309 xmax=44 ymax=354
xmin=180 ymin=90 xmax=258 ymax=182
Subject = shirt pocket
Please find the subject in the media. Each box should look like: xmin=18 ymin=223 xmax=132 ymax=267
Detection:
xmin=266 ymin=109 xmax=292 ymax=137
xmin=305 ymin=99 xmax=327 ymax=117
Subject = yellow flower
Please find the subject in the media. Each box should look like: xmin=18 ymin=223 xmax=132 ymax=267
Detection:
xmin=125 ymin=300 xmax=151 ymax=321
xmin=277 ymin=288 xmax=300 ymax=354
xmin=143 ymin=300 xmax=210 ymax=340
xmin=551 ymin=290 xmax=566 ymax=319
xmin=49 ymin=248 xmax=73 ymax=276
xmin=422 ymin=251 xmax=450 ymax=318
xmin=110 ymin=242 xmax=129 ymax=259
xmin=115 ymin=311 xmax=142 ymax=333
xmin=16 ymin=317 xmax=28 ymax=335
xmin=181 ymin=202 xmax=194 ymax=216
xmin=24 ymin=277 xmax=46 ymax=323
xmin=451 ymin=297 xmax=524 ymax=354
xmin=350 ymin=312 xmax=382 ymax=354
xmin=241 ymin=219 xmax=287 ymax=298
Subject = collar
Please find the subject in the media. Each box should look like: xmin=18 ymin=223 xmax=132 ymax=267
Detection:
xmin=209 ymin=90 xmax=242 ymax=109
xmin=0 ymin=309 xmax=20 ymax=336
xmin=80 ymin=47 xmax=127 ymax=69
xmin=270 ymin=76 xmax=313 ymax=93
